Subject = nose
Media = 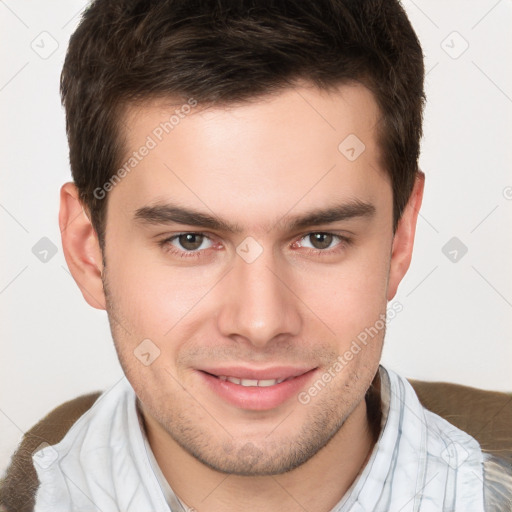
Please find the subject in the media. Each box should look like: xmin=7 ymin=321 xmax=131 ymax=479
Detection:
xmin=215 ymin=248 xmax=302 ymax=349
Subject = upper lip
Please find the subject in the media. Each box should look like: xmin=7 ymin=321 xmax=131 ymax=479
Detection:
xmin=198 ymin=366 xmax=315 ymax=381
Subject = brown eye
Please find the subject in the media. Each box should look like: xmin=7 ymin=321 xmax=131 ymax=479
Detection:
xmin=159 ymin=232 xmax=215 ymax=259
xmin=308 ymin=233 xmax=334 ymax=250
xmin=177 ymin=233 xmax=205 ymax=251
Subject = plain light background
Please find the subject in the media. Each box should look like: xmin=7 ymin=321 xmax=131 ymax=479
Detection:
xmin=1 ymin=0 xmax=511 ymax=476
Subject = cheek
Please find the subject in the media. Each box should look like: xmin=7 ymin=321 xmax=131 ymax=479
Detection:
xmin=104 ymin=244 xmax=220 ymax=340
xmin=298 ymin=244 xmax=390 ymax=339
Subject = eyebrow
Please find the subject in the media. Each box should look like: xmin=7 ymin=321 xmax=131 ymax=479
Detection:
xmin=134 ymin=200 xmax=376 ymax=233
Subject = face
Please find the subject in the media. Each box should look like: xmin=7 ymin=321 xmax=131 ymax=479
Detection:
xmin=73 ymin=83 xmax=419 ymax=476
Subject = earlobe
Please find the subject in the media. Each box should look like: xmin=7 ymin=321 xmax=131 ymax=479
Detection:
xmin=59 ymin=182 xmax=107 ymax=310
xmin=386 ymin=171 xmax=425 ymax=300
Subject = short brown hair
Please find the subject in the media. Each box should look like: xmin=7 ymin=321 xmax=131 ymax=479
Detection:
xmin=61 ymin=0 xmax=425 ymax=246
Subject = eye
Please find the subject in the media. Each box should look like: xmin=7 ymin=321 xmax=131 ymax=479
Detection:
xmin=302 ymin=233 xmax=334 ymax=250
xmin=159 ymin=231 xmax=351 ymax=260
xmin=161 ymin=232 xmax=214 ymax=255
xmin=296 ymin=232 xmax=350 ymax=253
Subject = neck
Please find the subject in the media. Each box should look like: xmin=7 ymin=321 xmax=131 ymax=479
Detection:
xmin=140 ymin=383 xmax=381 ymax=512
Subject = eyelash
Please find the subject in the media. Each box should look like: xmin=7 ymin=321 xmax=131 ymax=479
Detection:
xmin=158 ymin=232 xmax=352 ymax=259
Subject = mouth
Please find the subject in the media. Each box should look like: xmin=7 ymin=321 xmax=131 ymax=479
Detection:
xmin=215 ymin=375 xmax=290 ymax=387
xmin=197 ymin=367 xmax=317 ymax=410
xmin=205 ymin=372 xmax=295 ymax=388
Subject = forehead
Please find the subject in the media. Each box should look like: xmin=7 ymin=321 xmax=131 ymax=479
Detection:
xmin=110 ymin=83 xmax=389 ymax=231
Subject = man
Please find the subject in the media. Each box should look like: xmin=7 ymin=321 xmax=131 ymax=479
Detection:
xmin=1 ymin=0 xmax=511 ymax=511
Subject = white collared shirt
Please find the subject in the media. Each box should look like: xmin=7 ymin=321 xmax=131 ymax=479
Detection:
xmin=32 ymin=366 xmax=494 ymax=511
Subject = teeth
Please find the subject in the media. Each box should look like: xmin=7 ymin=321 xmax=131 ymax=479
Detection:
xmin=218 ymin=376 xmax=288 ymax=387
xmin=257 ymin=379 xmax=279 ymax=387
xmin=240 ymin=379 xmax=258 ymax=386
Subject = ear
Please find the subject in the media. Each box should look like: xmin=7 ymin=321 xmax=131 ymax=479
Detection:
xmin=387 ymin=171 xmax=425 ymax=300
xmin=59 ymin=182 xmax=106 ymax=310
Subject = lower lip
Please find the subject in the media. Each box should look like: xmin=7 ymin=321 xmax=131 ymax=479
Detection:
xmin=198 ymin=370 xmax=317 ymax=411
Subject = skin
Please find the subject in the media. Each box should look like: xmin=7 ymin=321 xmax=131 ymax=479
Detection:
xmin=60 ymin=82 xmax=424 ymax=512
